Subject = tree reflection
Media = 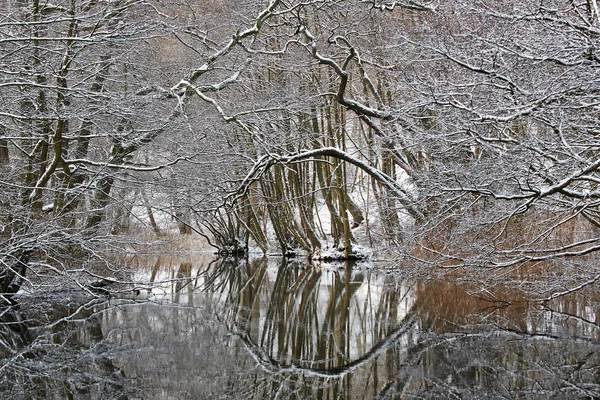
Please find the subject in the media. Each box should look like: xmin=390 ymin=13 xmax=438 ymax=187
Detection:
xmin=3 ymin=257 xmax=600 ymax=399
xmin=196 ymin=258 xmax=600 ymax=399
xmin=0 ymin=297 xmax=130 ymax=400
xmin=196 ymin=258 xmax=421 ymax=399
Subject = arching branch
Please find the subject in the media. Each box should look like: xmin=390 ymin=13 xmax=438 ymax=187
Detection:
xmin=228 ymin=147 xmax=425 ymax=223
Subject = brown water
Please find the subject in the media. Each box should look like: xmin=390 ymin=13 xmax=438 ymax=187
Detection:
xmin=3 ymin=256 xmax=600 ymax=399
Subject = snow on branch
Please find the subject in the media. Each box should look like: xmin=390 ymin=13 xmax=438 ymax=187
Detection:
xmin=66 ymin=154 xmax=195 ymax=171
xmin=170 ymin=0 xmax=281 ymax=92
xmin=446 ymin=156 xmax=600 ymax=204
xmin=301 ymin=27 xmax=395 ymax=121
xmin=228 ymin=147 xmax=425 ymax=223
xmin=542 ymin=271 xmax=600 ymax=302
xmin=361 ymin=0 xmax=437 ymax=12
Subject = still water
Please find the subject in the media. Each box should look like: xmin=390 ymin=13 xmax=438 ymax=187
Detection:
xmin=3 ymin=256 xmax=600 ymax=399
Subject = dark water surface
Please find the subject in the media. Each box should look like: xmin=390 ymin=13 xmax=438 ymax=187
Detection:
xmin=3 ymin=256 xmax=600 ymax=399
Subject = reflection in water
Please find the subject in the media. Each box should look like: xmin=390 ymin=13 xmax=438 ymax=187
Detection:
xmin=2 ymin=256 xmax=600 ymax=399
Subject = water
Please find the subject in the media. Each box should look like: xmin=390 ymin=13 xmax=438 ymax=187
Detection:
xmin=2 ymin=256 xmax=600 ymax=399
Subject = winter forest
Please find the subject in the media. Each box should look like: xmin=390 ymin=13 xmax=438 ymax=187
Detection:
xmin=3 ymin=0 xmax=600 ymax=398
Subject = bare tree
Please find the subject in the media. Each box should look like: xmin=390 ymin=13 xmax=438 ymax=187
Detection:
xmin=0 ymin=0 xmax=195 ymax=307
xmin=161 ymin=0 xmax=600 ymax=280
